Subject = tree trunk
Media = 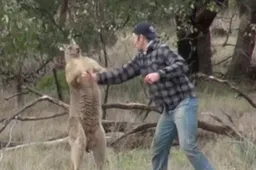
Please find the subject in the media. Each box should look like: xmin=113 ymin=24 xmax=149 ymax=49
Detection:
xmin=197 ymin=29 xmax=213 ymax=75
xmin=195 ymin=8 xmax=217 ymax=75
xmin=16 ymin=73 xmax=24 ymax=109
xmin=176 ymin=1 xmax=228 ymax=77
xmin=176 ymin=14 xmax=199 ymax=76
xmin=226 ymin=2 xmax=256 ymax=80
xmin=176 ymin=8 xmax=217 ymax=76
xmin=52 ymin=68 xmax=63 ymax=101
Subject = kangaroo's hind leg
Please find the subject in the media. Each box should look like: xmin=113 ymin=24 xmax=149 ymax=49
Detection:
xmin=70 ymin=138 xmax=86 ymax=170
xmin=92 ymin=125 xmax=106 ymax=170
xmin=68 ymin=122 xmax=87 ymax=170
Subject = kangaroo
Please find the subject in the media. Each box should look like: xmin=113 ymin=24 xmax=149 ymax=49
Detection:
xmin=61 ymin=42 xmax=106 ymax=170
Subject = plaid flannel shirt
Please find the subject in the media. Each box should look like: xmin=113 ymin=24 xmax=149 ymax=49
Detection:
xmin=97 ymin=39 xmax=196 ymax=111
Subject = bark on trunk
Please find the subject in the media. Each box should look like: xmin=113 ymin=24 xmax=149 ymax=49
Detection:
xmin=226 ymin=2 xmax=256 ymax=80
xmin=16 ymin=73 xmax=24 ymax=108
xmin=197 ymin=29 xmax=213 ymax=75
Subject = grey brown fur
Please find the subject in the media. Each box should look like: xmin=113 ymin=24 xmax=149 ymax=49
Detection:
xmin=61 ymin=42 xmax=106 ymax=170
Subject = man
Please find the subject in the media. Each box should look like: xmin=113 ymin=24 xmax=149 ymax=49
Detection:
xmin=84 ymin=22 xmax=214 ymax=170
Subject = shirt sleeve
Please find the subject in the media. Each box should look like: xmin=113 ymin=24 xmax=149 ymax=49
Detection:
xmin=157 ymin=47 xmax=189 ymax=79
xmin=97 ymin=55 xmax=141 ymax=85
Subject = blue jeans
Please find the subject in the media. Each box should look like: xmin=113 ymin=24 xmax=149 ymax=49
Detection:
xmin=151 ymin=96 xmax=214 ymax=170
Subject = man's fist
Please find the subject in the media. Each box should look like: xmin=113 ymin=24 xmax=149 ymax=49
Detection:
xmin=144 ymin=72 xmax=160 ymax=84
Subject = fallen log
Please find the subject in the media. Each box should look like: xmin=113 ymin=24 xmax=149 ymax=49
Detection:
xmin=1 ymin=75 xmax=255 ymax=151
xmin=0 ymin=128 xmax=217 ymax=152
xmin=108 ymin=119 xmax=245 ymax=148
xmin=0 ymin=95 xmax=159 ymax=134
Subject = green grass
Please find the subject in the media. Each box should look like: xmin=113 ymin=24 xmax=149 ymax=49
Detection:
xmin=1 ymin=140 xmax=256 ymax=170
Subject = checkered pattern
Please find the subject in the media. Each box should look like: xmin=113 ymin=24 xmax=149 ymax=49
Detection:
xmin=97 ymin=40 xmax=196 ymax=111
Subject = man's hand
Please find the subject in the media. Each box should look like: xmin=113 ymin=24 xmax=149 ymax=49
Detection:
xmin=81 ymin=70 xmax=98 ymax=82
xmin=144 ymin=72 xmax=160 ymax=84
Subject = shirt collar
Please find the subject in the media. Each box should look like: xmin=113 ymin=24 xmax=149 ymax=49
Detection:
xmin=143 ymin=39 xmax=160 ymax=54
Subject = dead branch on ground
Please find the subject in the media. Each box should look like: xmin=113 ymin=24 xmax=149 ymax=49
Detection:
xmin=102 ymin=103 xmax=160 ymax=112
xmin=14 ymin=112 xmax=67 ymax=121
xmin=2 ymin=74 xmax=256 ymax=150
xmin=0 ymin=96 xmax=52 ymax=133
xmin=1 ymin=137 xmax=69 ymax=152
xmin=196 ymin=73 xmax=256 ymax=108
xmin=0 ymin=91 xmax=160 ymax=134
xmin=2 ymin=75 xmax=254 ymax=138
xmin=0 ymin=117 xmax=246 ymax=152
xmin=109 ymin=117 xmax=247 ymax=147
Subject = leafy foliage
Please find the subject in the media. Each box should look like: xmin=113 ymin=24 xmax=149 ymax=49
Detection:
xmin=0 ymin=0 xmax=43 ymax=75
xmin=0 ymin=0 xmax=249 ymax=86
xmin=35 ymin=69 xmax=68 ymax=92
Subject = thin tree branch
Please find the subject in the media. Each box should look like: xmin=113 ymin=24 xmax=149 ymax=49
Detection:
xmin=222 ymin=13 xmax=236 ymax=47
xmin=213 ymin=56 xmax=232 ymax=65
xmin=14 ymin=112 xmax=67 ymax=121
xmin=4 ymin=91 xmax=29 ymax=101
xmin=220 ymin=108 xmax=234 ymax=124
xmin=207 ymin=112 xmax=245 ymax=141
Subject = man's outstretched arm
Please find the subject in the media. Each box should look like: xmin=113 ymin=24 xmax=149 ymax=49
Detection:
xmin=97 ymin=55 xmax=141 ymax=85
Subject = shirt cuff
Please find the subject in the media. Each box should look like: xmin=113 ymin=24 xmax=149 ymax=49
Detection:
xmin=97 ymin=72 xmax=104 ymax=84
xmin=157 ymin=69 xmax=166 ymax=79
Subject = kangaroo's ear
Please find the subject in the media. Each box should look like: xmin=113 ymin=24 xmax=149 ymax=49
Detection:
xmin=58 ymin=44 xmax=68 ymax=51
xmin=70 ymin=38 xmax=76 ymax=45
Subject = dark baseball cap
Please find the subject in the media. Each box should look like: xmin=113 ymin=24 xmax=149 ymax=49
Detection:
xmin=133 ymin=22 xmax=157 ymax=40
